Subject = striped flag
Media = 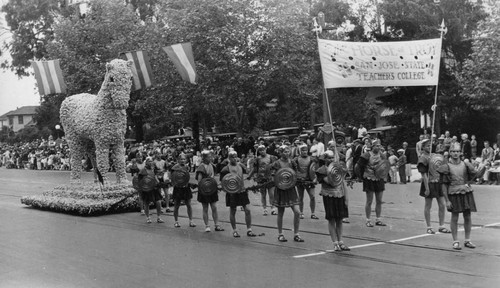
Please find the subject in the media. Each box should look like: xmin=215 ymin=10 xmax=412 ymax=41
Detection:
xmin=30 ymin=59 xmax=67 ymax=96
xmin=121 ymin=50 xmax=154 ymax=91
xmin=163 ymin=42 xmax=197 ymax=84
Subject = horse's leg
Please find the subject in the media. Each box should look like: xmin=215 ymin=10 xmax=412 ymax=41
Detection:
xmin=68 ymin=139 xmax=84 ymax=184
xmin=113 ymin=140 xmax=127 ymax=184
xmin=95 ymin=142 xmax=110 ymax=185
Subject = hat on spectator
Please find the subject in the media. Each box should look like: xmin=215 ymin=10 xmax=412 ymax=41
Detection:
xmin=421 ymin=139 xmax=430 ymax=146
xmin=438 ymin=135 xmax=445 ymax=140
xmin=397 ymin=149 xmax=404 ymax=153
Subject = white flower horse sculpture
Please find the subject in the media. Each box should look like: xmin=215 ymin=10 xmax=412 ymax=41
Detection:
xmin=60 ymin=59 xmax=133 ymax=185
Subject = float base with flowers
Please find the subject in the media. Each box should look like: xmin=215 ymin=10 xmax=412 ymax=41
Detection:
xmin=21 ymin=183 xmax=139 ymax=216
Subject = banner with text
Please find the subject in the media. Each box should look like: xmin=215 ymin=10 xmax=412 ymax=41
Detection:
xmin=318 ymin=38 xmax=442 ymax=88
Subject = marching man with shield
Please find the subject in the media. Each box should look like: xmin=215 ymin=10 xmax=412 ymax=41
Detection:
xmin=270 ymin=145 xmax=304 ymax=243
xmin=316 ymin=150 xmax=350 ymax=251
xmin=418 ymin=139 xmax=451 ymax=235
xmin=355 ymin=139 xmax=389 ymax=228
xmin=196 ymin=150 xmax=224 ymax=233
xmin=220 ymin=151 xmax=257 ymax=238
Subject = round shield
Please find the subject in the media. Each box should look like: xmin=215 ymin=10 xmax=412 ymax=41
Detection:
xmin=221 ymin=173 xmax=243 ymax=194
xmin=429 ymin=153 xmax=444 ymax=178
xmin=274 ymin=167 xmax=297 ymax=190
xmin=327 ymin=162 xmax=345 ymax=186
xmin=171 ymin=169 xmax=190 ymax=187
xmin=308 ymin=161 xmax=318 ymax=181
xmin=132 ymin=174 xmax=157 ymax=191
xmin=198 ymin=177 xmax=218 ymax=196
xmin=430 ymin=153 xmax=444 ymax=169
xmin=375 ymin=159 xmax=390 ymax=180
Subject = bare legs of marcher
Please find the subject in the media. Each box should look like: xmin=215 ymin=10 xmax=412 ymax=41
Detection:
xmin=174 ymin=199 xmax=195 ymax=228
xmin=424 ymin=197 xmax=450 ymax=234
xmin=202 ymin=202 xmax=223 ymax=232
xmin=277 ymin=205 xmax=304 ymax=242
xmin=261 ymin=187 xmax=276 ymax=215
xmin=144 ymin=199 xmax=163 ymax=224
xmin=365 ymin=191 xmax=386 ymax=227
xmin=229 ymin=205 xmax=256 ymax=237
xmin=297 ymin=186 xmax=318 ymax=220
xmin=450 ymin=211 xmax=475 ymax=250
xmin=328 ymin=219 xmax=350 ymax=251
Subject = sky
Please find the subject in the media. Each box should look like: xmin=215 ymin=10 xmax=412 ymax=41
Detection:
xmin=0 ymin=0 xmax=40 ymax=116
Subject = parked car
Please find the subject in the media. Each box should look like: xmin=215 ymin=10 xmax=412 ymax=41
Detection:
xmin=264 ymin=127 xmax=301 ymax=142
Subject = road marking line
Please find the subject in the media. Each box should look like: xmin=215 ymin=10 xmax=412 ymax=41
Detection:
xmin=293 ymin=222 xmax=500 ymax=259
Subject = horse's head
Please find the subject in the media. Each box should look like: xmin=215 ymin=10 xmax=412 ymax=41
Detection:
xmin=101 ymin=59 xmax=133 ymax=110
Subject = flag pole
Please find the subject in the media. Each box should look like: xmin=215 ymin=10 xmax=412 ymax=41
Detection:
xmin=313 ymin=17 xmax=338 ymax=158
xmin=429 ymin=19 xmax=446 ymax=155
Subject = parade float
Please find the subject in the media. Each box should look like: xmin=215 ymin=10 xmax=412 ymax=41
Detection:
xmin=21 ymin=59 xmax=139 ymax=215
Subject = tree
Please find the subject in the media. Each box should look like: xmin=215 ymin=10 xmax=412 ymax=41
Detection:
xmin=1 ymin=0 xmax=72 ymax=76
xmin=374 ymin=0 xmax=488 ymax=145
xmin=456 ymin=1 xmax=500 ymax=142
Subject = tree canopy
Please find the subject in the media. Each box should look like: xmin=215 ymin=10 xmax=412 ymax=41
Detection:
xmin=1 ymin=0 xmax=498 ymax=146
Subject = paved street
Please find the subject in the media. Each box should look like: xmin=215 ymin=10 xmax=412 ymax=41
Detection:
xmin=1 ymin=168 xmax=499 ymax=288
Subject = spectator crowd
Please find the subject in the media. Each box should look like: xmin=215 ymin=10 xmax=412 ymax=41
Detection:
xmin=2 ymin=128 xmax=499 ymax=185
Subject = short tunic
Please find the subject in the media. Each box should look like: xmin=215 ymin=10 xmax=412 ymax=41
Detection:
xmin=220 ymin=163 xmax=250 ymax=207
xmin=417 ymin=152 xmax=444 ymax=198
xmin=438 ymin=161 xmax=477 ymax=213
xmin=356 ymin=152 xmax=386 ymax=193
xmin=271 ymin=159 xmax=300 ymax=207
xmin=196 ymin=163 xmax=219 ymax=204
xmin=316 ymin=165 xmax=348 ymax=220
xmin=137 ymin=167 xmax=162 ymax=203
xmin=171 ymin=163 xmax=193 ymax=201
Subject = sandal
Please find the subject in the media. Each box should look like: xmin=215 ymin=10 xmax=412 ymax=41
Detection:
xmin=278 ymin=235 xmax=288 ymax=242
xmin=333 ymin=243 xmax=341 ymax=251
xmin=311 ymin=215 xmax=319 ymax=220
xmin=263 ymin=209 xmax=268 ymax=216
xmin=233 ymin=231 xmax=241 ymax=238
xmin=464 ymin=241 xmax=476 ymax=249
xmin=146 ymin=217 xmax=152 ymax=224
xmin=299 ymin=213 xmax=305 ymax=219
xmin=247 ymin=231 xmax=257 ymax=237
xmin=438 ymin=227 xmax=451 ymax=233
xmin=366 ymin=221 xmax=374 ymax=227
xmin=375 ymin=220 xmax=387 ymax=226
xmin=426 ymin=228 xmax=436 ymax=234
xmin=215 ymin=225 xmax=224 ymax=232
xmin=452 ymin=241 xmax=462 ymax=250
xmin=189 ymin=222 xmax=196 ymax=227
xmin=342 ymin=218 xmax=350 ymax=223
xmin=338 ymin=242 xmax=350 ymax=251
xmin=157 ymin=218 xmax=164 ymax=223
xmin=271 ymin=210 xmax=278 ymax=215
xmin=293 ymin=235 xmax=305 ymax=242
xmin=174 ymin=222 xmax=180 ymax=228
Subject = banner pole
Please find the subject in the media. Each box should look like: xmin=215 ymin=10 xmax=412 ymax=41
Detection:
xmin=429 ymin=19 xmax=445 ymax=155
xmin=313 ymin=18 xmax=338 ymax=157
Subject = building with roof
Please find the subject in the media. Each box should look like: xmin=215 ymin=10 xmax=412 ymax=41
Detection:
xmin=0 ymin=106 xmax=39 ymax=133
